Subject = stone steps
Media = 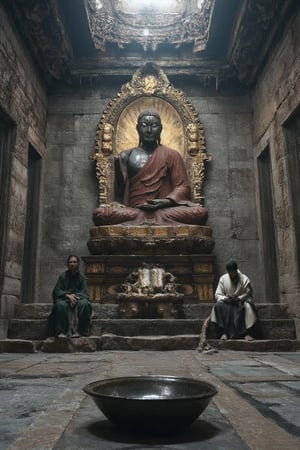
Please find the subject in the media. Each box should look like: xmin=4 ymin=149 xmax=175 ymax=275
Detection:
xmin=13 ymin=302 xmax=292 ymax=319
xmin=7 ymin=317 xmax=297 ymax=340
xmin=0 ymin=336 xmax=299 ymax=353
xmin=3 ymin=302 xmax=298 ymax=352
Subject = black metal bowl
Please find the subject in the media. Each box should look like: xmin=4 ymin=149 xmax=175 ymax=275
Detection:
xmin=83 ymin=375 xmax=217 ymax=432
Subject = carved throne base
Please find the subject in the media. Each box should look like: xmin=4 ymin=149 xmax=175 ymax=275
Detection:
xmin=85 ymin=225 xmax=215 ymax=304
xmin=82 ymin=253 xmax=215 ymax=304
xmin=117 ymin=265 xmax=184 ymax=319
xmin=87 ymin=225 xmax=214 ymax=255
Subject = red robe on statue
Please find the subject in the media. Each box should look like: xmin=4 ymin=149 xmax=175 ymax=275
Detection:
xmin=93 ymin=145 xmax=208 ymax=226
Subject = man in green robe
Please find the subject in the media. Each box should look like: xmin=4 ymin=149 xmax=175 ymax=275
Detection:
xmin=48 ymin=255 xmax=92 ymax=337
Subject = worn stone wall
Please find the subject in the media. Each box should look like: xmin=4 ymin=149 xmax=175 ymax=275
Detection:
xmin=252 ymin=8 xmax=300 ymax=317
xmin=192 ymin=92 xmax=260 ymax=287
xmin=38 ymin=88 xmax=104 ymax=300
xmin=0 ymin=4 xmax=48 ymax=336
xmin=39 ymin=83 xmax=263 ymax=303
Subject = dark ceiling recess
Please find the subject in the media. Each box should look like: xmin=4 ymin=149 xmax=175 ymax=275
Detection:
xmin=58 ymin=0 xmax=95 ymax=57
xmin=205 ymin=0 xmax=241 ymax=57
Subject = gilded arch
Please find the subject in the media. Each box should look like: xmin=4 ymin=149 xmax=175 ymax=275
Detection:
xmin=91 ymin=63 xmax=211 ymax=205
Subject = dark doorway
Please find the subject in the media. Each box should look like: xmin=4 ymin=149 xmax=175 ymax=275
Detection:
xmin=257 ymin=146 xmax=279 ymax=302
xmin=0 ymin=112 xmax=14 ymax=294
xmin=284 ymin=111 xmax=300 ymax=277
xmin=21 ymin=145 xmax=42 ymax=303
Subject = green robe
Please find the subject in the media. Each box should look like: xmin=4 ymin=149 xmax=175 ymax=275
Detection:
xmin=48 ymin=270 xmax=92 ymax=337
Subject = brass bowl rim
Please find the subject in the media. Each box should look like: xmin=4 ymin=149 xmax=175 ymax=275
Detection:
xmin=83 ymin=375 xmax=218 ymax=401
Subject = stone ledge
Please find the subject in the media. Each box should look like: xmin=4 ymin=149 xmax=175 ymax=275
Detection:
xmin=41 ymin=336 xmax=97 ymax=353
xmin=1 ymin=337 xmax=299 ymax=353
xmin=0 ymin=339 xmax=37 ymax=353
xmin=7 ymin=317 xmax=297 ymax=340
xmin=14 ymin=302 xmax=292 ymax=319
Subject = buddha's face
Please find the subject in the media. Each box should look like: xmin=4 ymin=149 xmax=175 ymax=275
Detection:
xmin=137 ymin=114 xmax=162 ymax=145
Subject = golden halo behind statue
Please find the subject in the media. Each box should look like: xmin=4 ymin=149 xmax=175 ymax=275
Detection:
xmin=115 ymin=97 xmax=185 ymax=156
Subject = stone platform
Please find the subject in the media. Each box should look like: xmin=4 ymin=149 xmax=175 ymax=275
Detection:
xmin=2 ymin=302 xmax=299 ymax=353
xmin=87 ymin=224 xmax=215 ymax=255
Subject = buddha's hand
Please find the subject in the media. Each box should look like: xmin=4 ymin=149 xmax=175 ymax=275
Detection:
xmin=137 ymin=199 xmax=174 ymax=210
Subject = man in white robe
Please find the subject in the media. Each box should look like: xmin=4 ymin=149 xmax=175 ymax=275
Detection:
xmin=211 ymin=260 xmax=257 ymax=340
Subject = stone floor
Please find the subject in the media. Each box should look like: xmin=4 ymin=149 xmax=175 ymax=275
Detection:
xmin=0 ymin=350 xmax=299 ymax=450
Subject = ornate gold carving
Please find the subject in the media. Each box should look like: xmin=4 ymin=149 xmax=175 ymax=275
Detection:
xmin=83 ymin=254 xmax=215 ymax=303
xmin=89 ymin=225 xmax=213 ymax=239
xmin=86 ymin=263 xmax=105 ymax=274
xmin=191 ymin=152 xmax=212 ymax=204
xmin=88 ymin=285 xmax=104 ymax=303
xmin=194 ymin=263 xmax=209 ymax=273
xmin=91 ymin=63 xmax=211 ymax=205
xmin=89 ymin=152 xmax=112 ymax=204
xmin=91 ymin=122 xmax=114 ymax=203
xmin=118 ymin=265 xmax=183 ymax=318
xmin=187 ymin=123 xmax=199 ymax=156
xmin=101 ymin=123 xmax=114 ymax=155
xmin=195 ymin=283 xmax=214 ymax=301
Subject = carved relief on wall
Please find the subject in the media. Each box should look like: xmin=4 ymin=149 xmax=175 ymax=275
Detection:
xmin=230 ymin=0 xmax=286 ymax=84
xmin=91 ymin=62 xmax=211 ymax=205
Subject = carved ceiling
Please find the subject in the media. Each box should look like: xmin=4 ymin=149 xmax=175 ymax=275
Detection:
xmin=86 ymin=0 xmax=215 ymax=53
xmin=3 ymin=0 xmax=73 ymax=82
xmin=4 ymin=0 xmax=298 ymax=87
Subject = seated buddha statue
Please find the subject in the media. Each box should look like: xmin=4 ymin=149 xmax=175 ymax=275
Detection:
xmin=92 ymin=110 xmax=208 ymax=226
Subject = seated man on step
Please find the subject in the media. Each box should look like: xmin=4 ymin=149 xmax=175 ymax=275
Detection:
xmin=93 ymin=110 xmax=208 ymax=226
xmin=47 ymin=255 xmax=92 ymax=338
xmin=211 ymin=260 xmax=258 ymax=341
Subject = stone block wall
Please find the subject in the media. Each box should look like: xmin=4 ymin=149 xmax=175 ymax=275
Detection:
xmin=252 ymin=8 xmax=300 ymax=316
xmin=39 ymin=89 xmax=108 ymax=301
xmin=192 ymin=92 xmax=260 ymax=287
xmin=0 ymin=4 xmax=48 ymax=336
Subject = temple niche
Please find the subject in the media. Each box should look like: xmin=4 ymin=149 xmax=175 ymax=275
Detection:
xmin=83 ymin=63 xmax=215 ymax=307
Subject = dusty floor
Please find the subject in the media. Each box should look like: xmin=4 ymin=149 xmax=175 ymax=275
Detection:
xmin=0 ymin=350 xmax=299 ymax=450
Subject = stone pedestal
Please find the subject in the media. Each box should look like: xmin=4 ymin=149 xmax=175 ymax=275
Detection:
xmin=84 ymin=224 xmax=215 ymax=304
xmin=87 ymin=224 xmax=214 ymax=255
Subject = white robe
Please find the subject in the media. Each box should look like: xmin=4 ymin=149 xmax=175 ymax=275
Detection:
xmin=211 ymin=270 xmax=257 ymax=331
